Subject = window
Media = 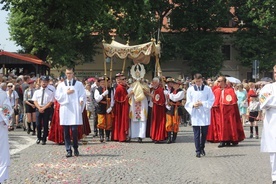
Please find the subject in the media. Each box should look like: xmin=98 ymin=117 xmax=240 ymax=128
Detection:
xmin=221 ymin=45 xmax=231 ymax=60
xmin=264 ymin=72 xmax=273 ymax=79
xmin=247 ymin=72 xmax=253 ymax=81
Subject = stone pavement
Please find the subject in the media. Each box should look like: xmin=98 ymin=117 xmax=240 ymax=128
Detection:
xmin=4 ymin=123 xmax=271 ymax=184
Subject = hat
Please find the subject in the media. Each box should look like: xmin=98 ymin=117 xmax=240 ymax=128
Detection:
xmin=98 ymin=77 xmax=104 ymax=82
xmin=250 ymin=94 xmax=258 ymax=98
xmin=172 ymin=79 xmax=182 ymax=85
xmin=166 ymin=78 xmax=174 ymax=83
xmin=40 ymin=76 xmax=49 ymax=81
xmin=28 ymin=80 xmax=35 ymax=84
xmin=115 ymin=73 xmax=122 ymax=78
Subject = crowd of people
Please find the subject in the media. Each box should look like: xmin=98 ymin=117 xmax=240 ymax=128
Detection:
xmin=0 ymin=65 xmax=276 ymax=183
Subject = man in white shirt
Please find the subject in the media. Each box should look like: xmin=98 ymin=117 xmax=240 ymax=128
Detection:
xmin=32 ymin=76 xmax=55 ymax=145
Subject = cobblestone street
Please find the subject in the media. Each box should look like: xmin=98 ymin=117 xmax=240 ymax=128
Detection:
xmin=4 ymin=122 xmax=271 ymax=184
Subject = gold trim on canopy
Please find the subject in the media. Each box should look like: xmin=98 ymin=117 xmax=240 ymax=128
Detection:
xmin=103 ymin=40 xmax=160 ymax=64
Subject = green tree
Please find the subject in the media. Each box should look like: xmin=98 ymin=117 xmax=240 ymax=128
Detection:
xmin=161 ymin=0 xmax=231 ymax=77
xmin=1 ymin=0 xmax=171 ymax=68
xmin=1 ymin=0 xmax=116 ymax=67
xmin=231 ymin=0 xmax=276 ymax=72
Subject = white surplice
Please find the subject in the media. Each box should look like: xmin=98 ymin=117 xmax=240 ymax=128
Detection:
xmin=260 ymin=82 xmax=276 ymax=152
xmin=128 ymin=87 xmax=148 ymax=139
xmin=185 ymin=85 xmax=215 ymax=126
xmin=55 ymin=80 xmax=86 ymax=125
xmin=0 ymin=89 xmax=13 ymax=183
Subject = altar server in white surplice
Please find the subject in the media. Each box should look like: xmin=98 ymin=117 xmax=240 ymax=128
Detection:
xmin=185 ymin=73 xmax=214 ymax=158
xmin=0 ymin=83 xmax=13 ymax=183
xmin=259 ymin=65 xmax=276 ymax=183
xmin=128 ymin=64 xmax=149 ymax=143
xmin=55 ymin=68 xmax=86 ymax=158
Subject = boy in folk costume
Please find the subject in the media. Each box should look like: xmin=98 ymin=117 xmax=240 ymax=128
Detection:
xmin=246 ymin=94 xmax=261 ymax=139
xmin=165 ymin=79 xmax=185 ymax=143
xmin=94 ymin=77 xmax=114 ymax=142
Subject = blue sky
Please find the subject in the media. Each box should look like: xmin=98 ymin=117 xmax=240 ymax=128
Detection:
xmin=0 ymin=4 xmax=21 ymax=52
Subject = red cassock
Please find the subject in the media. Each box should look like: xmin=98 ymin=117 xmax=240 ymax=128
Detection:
xmin=150 ymin=86 xmax=167 ymax=141
xmin=81 ymin=108 xmax=91 ymax=137
xmin=207 ymin=86 xmax=245 ymax=143
xmin=112 ymin=84 xmax=129 ymax=142
xmin=48 ymin=101 xmax=91 ymax=144
xmin=48 ymin=101 xmax=64 ymax=144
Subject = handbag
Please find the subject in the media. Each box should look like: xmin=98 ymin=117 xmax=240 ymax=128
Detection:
xmin=241 ymin=101 xmax=248 ymax=108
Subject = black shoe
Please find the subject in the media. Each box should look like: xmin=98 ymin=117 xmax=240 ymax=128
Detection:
xmin=32 ymin=131 xmax=36 ymax=136
xmin=93 ymin=132 xmax=98 ymax=137
xmin=41 ymin=141 xmax=46 ymax=145
xmin=218 ymin=142 xmax=225 ymax=148
xmin=74 ymin=149 xmax=79 ymax=157
xmin=66 ymin=151 xmax=72 ymax=158
xmin=201 ymin=149 xmax=206 ymax=156
xmin=36 ymin=139 xmax=40 ymax=144
xmin=100 ymin=136 xmax=104 ymax=143
xmin=105 ymin=137 xmax=110 ymax=142
xmin=249 ymin=134 xmax=253 ymax=138
xmin=272 ymin=180 xmax=276 ymax=184
xmin=138 ymin=138 xmax=142 ymax=143
xmin=27 ymin=129 xmax=30 ymax=134
xmin=196 ymin=153 xmax=201 ymax=158
xmin=126 ymin=137 xmax=131 ymax=142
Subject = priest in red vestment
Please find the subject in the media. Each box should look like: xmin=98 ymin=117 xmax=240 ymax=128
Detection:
xmin=150 ymin=77 xmax=167 ymax=143
xmin=112 ymin=75 xmax=130 ymax=142
xmin=207 ymin=76 xmax=245 ymax=147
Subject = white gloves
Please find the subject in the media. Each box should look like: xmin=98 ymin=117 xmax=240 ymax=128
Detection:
xmin=102 ymin=90 xmax=109 ymax=96
xmin=166 ymin=105 xmax=171 ymax=110
xmin=164 ymin=90 xmax=169 ymax=96
xmin=106 ymin=107 xmax=112 ymax=113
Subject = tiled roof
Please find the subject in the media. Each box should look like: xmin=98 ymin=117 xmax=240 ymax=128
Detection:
xmin=0 ymin=50 xmax=50 ymax=67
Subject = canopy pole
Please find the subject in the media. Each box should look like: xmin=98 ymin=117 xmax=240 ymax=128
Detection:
xmin=102 ymin=38 xmax=108 ymax=88
xmin=121 ymin=38 xmax=129 ymax=75
xmin=110 ymin=57 xmax=113 ymax=82
xmin=110 ymin=36 xmax=115 ymax=80
xmin=122 ymin=58 xmax=126 ymax=75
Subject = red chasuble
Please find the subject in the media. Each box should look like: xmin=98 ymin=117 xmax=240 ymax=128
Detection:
xmin=207 ymin=86 xmax=245 ymax=143
xmin=150 ymin=86 xmax=167 ymax=141
xmin=112 ymin=84 xmax=129 ymax=142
